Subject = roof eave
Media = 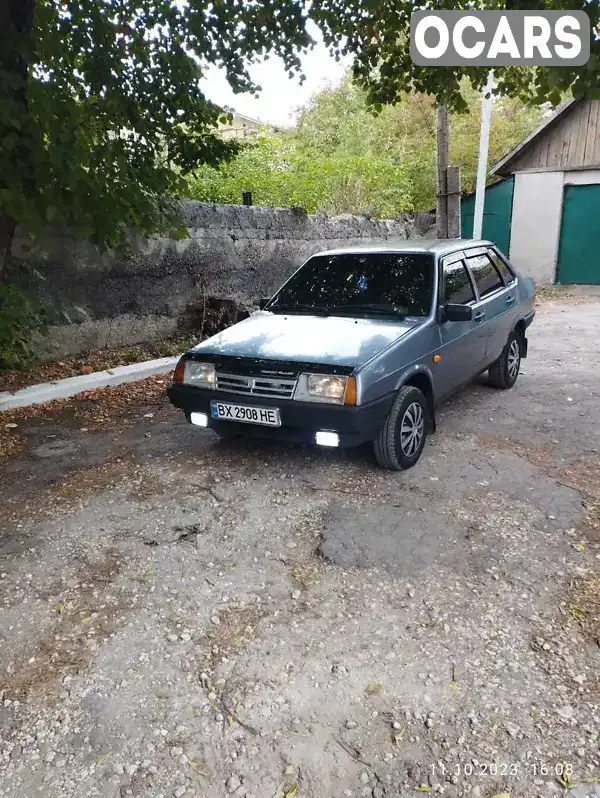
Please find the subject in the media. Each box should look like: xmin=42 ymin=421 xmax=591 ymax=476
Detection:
xmin=491 ymin=97 xmax=578 ymax=176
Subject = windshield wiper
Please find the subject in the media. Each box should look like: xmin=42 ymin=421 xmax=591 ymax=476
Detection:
xmin=327 ymin=303 xmax=406 ymax=318
xmin=267 ymin=303 xmax=330 ymax=316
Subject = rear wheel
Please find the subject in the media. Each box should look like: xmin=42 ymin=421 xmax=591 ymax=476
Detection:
xmin=489 ymin=329 xmax=522 ymax=389
xmin=373 ymin=386 xmax=428 ymax=471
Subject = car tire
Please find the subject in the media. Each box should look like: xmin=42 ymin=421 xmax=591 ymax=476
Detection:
xmin=488 ymin=329 xmax=522 ymax=389
xmin=373 ymin=386 xmax=428 ymax=471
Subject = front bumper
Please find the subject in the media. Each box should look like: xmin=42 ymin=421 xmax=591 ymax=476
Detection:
xmin=167 ymin=384 xmax=394 ymax=447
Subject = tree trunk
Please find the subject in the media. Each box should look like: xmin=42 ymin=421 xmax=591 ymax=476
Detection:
xmin=0 ymin=0 xmax=36 ymax=279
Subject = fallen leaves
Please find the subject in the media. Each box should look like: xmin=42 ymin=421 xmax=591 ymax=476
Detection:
xmin=1 ymin=548 xmax=128 ymax=697
xmin=0 ymin=426 xmax=25 ymax=463
xmin=566 ymin=572 xmax=600 ymax=645
xmin=0 ymin=332 xmax=196 ymax=394
xmin=291 ymin=565 xmax=319 ymax=590
xmin=1 ymin=454 xmax=138 ymax=529
xmin=392 ymin=730 xmax=404 ymax=745
xmin=557 ymin=770 xmax=572 ymax=788
xmin=558 ymin=455 xmax=600 ymax=498
xmin=365 ymin=682 xmax=382 ymax=694
xmin=0 ymin=374 xmax=173 ymax=465
xmin=188 ymin=760 xmax=210 ymax=778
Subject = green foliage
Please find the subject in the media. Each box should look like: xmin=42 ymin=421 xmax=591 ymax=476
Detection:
xmin=0 ymin=284 xmax=39 ymax=369
xmin=0 ymin=264 xmax=54 ymax=369
xmin=189 ymin=132 xmax=412 ymax=217
xmin=0 ymin=0 xmax=317 ymax=260
xmin=0 ymin=0 xmax=314 ymax=363
xmin=187 ymin=75 xmax=542 ymax=214
xmin=1 ymin=0 xmax=598 ymax=258
xmin=309 ymin=0 xmax=600 ymax=112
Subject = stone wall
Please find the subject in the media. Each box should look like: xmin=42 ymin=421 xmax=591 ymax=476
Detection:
xmin=17 ymin=201 xmax=435 ymax=359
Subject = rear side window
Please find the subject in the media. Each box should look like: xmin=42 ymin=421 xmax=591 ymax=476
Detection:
xmin=443 ymin=260 xmax=476 ymax=305
xmin=487 ymin=249 xmax=515 ymax=284
xmin=466 ymin=254 xmax=503 ymax=298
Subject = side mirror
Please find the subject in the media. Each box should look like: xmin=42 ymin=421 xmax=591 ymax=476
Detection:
xmin=443 ymin=303 xmax=473 ymax=322
xmin=258 ymin=297 xmax=269 ymax=310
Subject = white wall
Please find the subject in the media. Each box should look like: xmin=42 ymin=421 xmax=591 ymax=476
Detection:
xmin=564 ymin=169 xmax=600 ymax=185
xmin=509 ymin=168 xmax=600 ymax=283
xmin=509 ymin=171 xmax=564 ymax=284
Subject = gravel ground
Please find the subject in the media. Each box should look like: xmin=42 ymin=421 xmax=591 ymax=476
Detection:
xmin=1 ymin=298 xmax=600 ymax=798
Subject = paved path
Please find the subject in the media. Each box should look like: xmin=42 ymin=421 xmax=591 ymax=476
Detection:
xmin=1 ymin=298 xmax=599 ymax=798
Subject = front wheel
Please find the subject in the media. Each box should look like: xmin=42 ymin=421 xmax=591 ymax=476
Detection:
xmin=488 ymin=330 xmax=522 ymax=389
xmin=373 ymin=386 xmax=428 ymax=471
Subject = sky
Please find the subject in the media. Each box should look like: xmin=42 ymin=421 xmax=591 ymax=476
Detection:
xmin=200 ymin=32 xmax=351 ymax=127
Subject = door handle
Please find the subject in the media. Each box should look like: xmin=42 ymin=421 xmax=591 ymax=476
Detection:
xmin=473 ymin=311 xmax=486 ymax=322
xmin=505 ymin=295 xmax=515 ymax=305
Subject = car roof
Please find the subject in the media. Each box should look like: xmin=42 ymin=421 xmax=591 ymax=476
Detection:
xmin=313 ymin=239 xmax=494 ymax=258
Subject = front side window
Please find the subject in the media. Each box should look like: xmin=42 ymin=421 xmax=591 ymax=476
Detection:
xmin=466 ymin=254 xmax=503 ymax=298
xmin=443 ymin=260 xmax=476 ymax=305
xmin=266 ymin=253 xmax=435 ymax=318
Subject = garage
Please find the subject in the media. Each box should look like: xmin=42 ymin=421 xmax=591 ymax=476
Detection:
xmin=557 ymin=183 xmax=600 ymax=285
xmin=490 ymin=97 xmax=600 ymax=284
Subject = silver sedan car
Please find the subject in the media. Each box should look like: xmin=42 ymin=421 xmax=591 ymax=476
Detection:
xmin=168 ymin=239 xmax=535 ymax=470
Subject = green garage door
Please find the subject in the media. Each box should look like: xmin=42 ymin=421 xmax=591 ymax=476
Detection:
xmin=557 ymin=184 xmax=600 ymax=285
xmin=461 ymin=176 xmax=514 ymax=257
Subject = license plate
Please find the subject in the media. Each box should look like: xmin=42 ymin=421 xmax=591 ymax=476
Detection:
xmin=210 ymin=401 xmax=281 ymax=427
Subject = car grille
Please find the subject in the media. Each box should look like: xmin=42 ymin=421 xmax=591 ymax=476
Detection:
xmin=215 ymin=372 xmax=297 ymax=400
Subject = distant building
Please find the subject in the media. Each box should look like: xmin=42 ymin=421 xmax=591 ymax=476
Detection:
xmin=217 ymin=111 xmax=276 ymax=140
xmin=462 ymin=97 xmax=600 ymax=285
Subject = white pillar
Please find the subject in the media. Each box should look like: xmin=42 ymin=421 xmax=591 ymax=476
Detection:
xmin=473 ymin=72 xmax=494 ymax=240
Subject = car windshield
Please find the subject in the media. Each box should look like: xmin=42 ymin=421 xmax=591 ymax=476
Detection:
xmin=266 ymin=253 xmax=435 ymax=317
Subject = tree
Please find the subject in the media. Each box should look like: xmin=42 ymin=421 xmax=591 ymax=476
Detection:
xmin=2 ymin=0 xmax=598 ymax=276
xmin=188 ymin=74 xmax=542 ymax=214
xmin=309 ymin=0 xmax=600 ymax=112
xmin=0 ymin=0 xmax=317 ymax=277
xmin=188 ymin=126 xmax=414 ymax=218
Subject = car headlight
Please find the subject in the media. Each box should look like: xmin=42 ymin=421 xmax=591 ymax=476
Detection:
xmin=308 ymin=374 xmax=346 ymax=401
xmin=294 ymin=373 xmax=356 ymax=405
xmin=182 ymin=360 xmax=216 ymax=388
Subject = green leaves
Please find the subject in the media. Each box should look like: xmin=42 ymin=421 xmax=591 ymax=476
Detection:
xmin=1 ymin=0 xmax=597 ymax=298
xmin=0 ymin=279 xmax=47 ymax=369
xmin=187 ymin=74 xmax=542 ymax=214
xmin=309 ymin=0 xmax=600 ymax=112
xmin=1 ymin=0 xmax=317 ymax=267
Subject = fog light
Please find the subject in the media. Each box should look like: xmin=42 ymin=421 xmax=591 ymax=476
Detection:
xmin=190 ymin=412 xmax=209 ymax=427
xmin=315 ymin=431 xmax=339 ymax=447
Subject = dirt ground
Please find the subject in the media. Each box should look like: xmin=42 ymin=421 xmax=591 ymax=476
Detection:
xmin=1 ymin=297 xmax=599 ymax=798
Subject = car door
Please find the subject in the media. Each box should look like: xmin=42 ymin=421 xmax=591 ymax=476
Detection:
xmin=463 ymin=249 xmax=518 ymax=366
xmin=486 ymin=247 xmax=520 ymax=361
xmin=436 ymin=254 xmax=487 ymax=397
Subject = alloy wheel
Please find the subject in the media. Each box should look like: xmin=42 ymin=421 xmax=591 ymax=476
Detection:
xmin=400 ymin=401 xmax=424 ymax=458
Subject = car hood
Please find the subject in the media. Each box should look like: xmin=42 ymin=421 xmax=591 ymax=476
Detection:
xmin=190 ymin=311 xmax=418 ymax=368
